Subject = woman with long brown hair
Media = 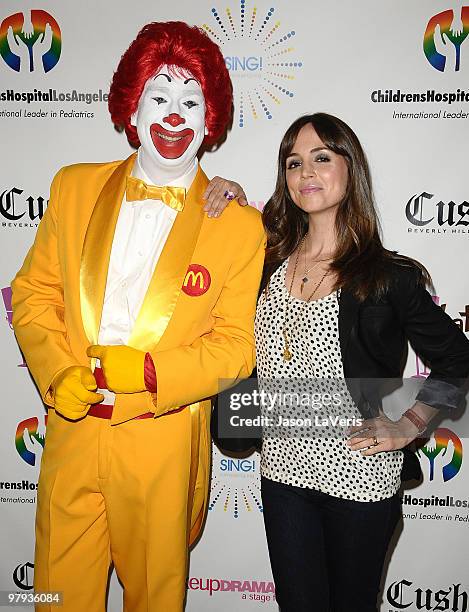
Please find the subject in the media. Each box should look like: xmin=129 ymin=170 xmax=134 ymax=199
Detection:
xmin=205 ymin=113 xmax=469 ymax=611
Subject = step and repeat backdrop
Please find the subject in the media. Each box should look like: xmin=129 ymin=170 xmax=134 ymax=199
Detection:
xmin=1 ymin=1 xmax=468 ymax=610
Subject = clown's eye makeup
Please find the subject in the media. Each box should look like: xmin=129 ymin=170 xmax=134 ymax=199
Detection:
xmin=183 ymin=100 xmax=199 ymax=108
xmin=152 ymin=96 xmax=167 ymax=105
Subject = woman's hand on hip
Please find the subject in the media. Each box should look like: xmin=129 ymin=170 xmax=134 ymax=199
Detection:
xmin=346 ymin=412 xmax=420 ymax=456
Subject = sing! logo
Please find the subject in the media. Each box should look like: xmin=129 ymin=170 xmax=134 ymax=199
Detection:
xmin=418 ymin=428 xmax=463 ymax=483
xmin=202 ymin=2 xmax=303 ymax=127
xmin=0 ymin=10 xmax=61 ymax=73
xmin=220 ymin=458 xmax=256 ymax=473
xmin=209 ymin=450 xmax=263 ymax=517
xmin=423 ymin=5 xmax=469 ymax=72
xmin=15 ymin=416 xmax=47 ymax=467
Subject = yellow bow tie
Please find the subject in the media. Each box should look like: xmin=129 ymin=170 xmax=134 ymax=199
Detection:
xmin=125 ymin=176 xmax=186 ymax=212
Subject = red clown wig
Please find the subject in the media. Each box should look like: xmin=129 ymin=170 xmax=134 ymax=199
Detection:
xmin=108 ymin=21 xmax=233 ymax=147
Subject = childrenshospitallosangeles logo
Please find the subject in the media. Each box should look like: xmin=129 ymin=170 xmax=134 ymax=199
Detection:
xmin=424 ymin=4 xmax=469 ymax=72
xmin=402 ymin=429 xmax=468 ymax=523
xmin=202 ymin=2 xmax=303 ymax=127
xmin=16 ymin=416 xmax=47 ymax=467
xmin=0 ymin=10 xmax=61 ymax=73
xmin=371 ymin=5 xmax=469 ymax=120
xmin=417 ymin=428 xmax=463 ymax=483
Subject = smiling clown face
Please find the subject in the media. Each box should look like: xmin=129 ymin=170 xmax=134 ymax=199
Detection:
xmin=131 ymin=65 xmax=207 ymax=176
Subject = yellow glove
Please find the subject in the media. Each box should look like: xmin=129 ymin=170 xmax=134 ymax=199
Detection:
xmin=52 ymin=366 xmax=104 ymax=421
xmin=86 ymin=345 xmax=146 ymax=393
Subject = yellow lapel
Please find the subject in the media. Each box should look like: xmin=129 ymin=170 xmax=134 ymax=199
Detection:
xmin=80 ymin=153 xmax=136 ymax=344
xmin=128 ymin=166 xmax=208 ymax=351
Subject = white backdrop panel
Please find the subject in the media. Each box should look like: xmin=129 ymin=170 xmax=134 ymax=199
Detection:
xmin=1 ymin=1 xmax=468 ymax=610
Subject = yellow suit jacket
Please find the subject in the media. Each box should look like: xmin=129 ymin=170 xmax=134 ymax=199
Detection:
xmin=12 ymin=152 xmax=265 ymax=543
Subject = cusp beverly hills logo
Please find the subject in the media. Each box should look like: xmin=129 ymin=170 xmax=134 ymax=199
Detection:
xmin=0 ymin=186 xmax=48 ymax=229
xmin=13 ymin=562 xmax=34 ymax=590
xmin=387 ymin=579 xmax=468 ymax=611
xmin=0 ymin=10 xmax=61 ymax=73
xmin=406 ymin=191 xmax=469 ymax=235
xmin=202 ymin=1 xmax=303 ymax=127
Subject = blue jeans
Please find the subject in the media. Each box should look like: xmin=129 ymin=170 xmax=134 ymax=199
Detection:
xmin=261 ymin=476 xmax=401 ymax=612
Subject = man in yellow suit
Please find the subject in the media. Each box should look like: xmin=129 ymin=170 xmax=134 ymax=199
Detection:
xmin=12 ymin=21 xmax=264 ymax=612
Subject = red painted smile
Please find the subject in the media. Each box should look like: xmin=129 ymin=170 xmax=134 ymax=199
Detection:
xmin=150 ymin=123 xmax=194 ymax=159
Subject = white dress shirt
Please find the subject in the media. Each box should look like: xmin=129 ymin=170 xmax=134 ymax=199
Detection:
xmin=96 ymin=150 xmax=198 ymax=404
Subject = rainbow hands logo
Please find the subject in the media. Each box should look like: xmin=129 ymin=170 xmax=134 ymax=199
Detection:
xmin=423 ymin=6 xmax=469 ymax=71
xmin=417 ymin=428 xmax=463 ymax=483
xmin=15 ymin=416 xmax=47 ymax=466
xmin=0 ymin=10 xmax=61 ymax=73
xmin=203 ymin=2 xmax=303 ymax=127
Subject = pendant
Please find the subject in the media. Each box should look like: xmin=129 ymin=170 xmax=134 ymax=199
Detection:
xmin=282 ymin=328 xmax=292 ymax=361
xmin=301 ymin=277 xmax=308 ymax=293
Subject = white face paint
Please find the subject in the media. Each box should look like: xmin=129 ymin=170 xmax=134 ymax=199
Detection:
xmin=131 ymin=65 xmax=207 ymax=183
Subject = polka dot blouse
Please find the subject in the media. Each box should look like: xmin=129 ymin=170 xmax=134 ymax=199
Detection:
xmin=255 ymin=259 xmax=403 ymax=502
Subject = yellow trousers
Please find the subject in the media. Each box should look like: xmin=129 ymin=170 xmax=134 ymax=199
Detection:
xmin=34 ymin=407 xmax=198 ymax=611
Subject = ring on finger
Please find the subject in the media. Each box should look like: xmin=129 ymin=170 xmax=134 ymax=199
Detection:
xmin=372 ymin=435 xmax=379 ymax=447
xmin=224 ymin=189 xmax=236 ymax=201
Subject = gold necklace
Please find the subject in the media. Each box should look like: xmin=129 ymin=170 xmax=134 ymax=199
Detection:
xmin=300 ymin=261 xmax=324 ymax=294
xmin=282 ymin=237 xmax=329 ymax=361
xmin=301 ymin=234 xmax=333 ymax=294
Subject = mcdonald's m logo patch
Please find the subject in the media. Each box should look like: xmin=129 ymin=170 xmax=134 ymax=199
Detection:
xmin=182 ymin=264 xmax=211 ymax=297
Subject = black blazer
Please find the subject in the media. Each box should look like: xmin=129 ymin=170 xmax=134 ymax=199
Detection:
xmin=212 ymin=259 xmax=469 ymax=478
xmin=258 ymin=259 xmax=469 ymax=415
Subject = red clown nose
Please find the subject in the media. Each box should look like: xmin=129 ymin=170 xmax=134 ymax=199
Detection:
xmin=163 ymin=113 xmax=186 ymax=127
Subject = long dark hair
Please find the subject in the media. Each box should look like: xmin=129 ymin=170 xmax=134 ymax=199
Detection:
xmin=263 ymin=113 xmax=430 ymax=300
